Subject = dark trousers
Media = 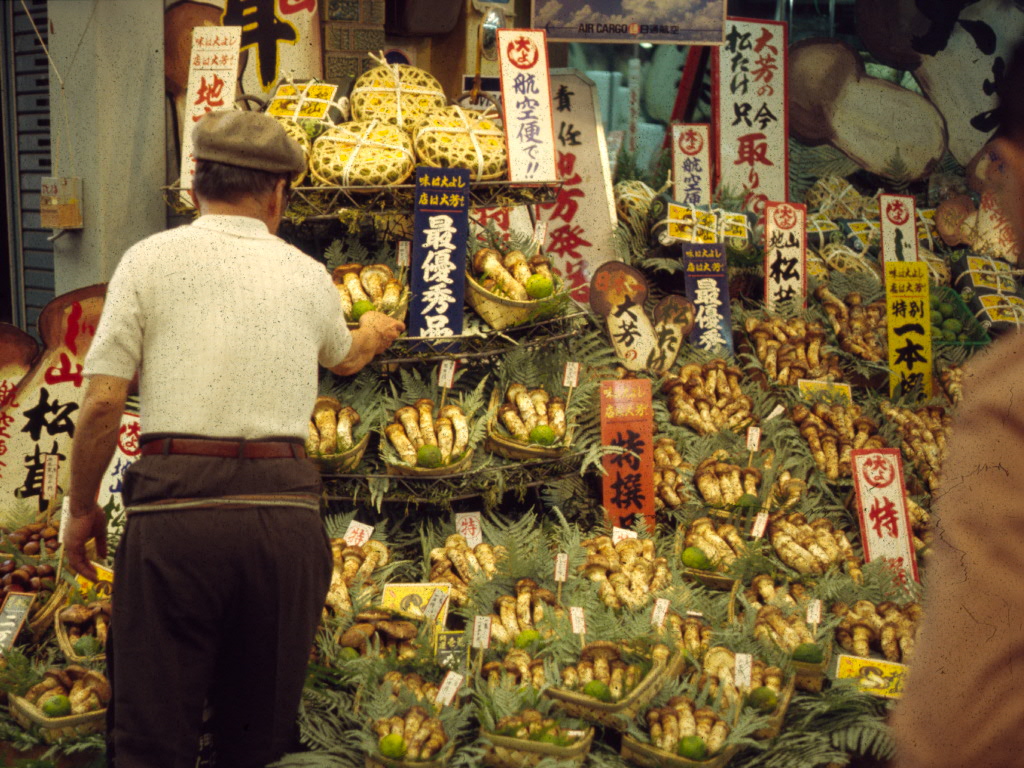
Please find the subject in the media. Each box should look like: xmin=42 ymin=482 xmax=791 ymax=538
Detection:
xmin=107 ymin=454 xmax=332 ymax=768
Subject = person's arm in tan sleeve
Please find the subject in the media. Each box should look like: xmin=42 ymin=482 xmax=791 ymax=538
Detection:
xmin=329 ymin=310 xmax=405 ymax=377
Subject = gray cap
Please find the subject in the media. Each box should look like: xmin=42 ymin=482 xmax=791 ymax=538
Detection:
xmin=192 ymin=110 xmax=305 ymax=175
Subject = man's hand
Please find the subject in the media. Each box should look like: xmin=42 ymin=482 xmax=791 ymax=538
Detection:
xmin=359 ymin=311 xmax=405 ymax=354
xmin=64 ymin=503 xmax=108 ymax=582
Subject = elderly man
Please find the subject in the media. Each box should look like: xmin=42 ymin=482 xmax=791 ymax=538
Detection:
xmin=66 ymin=110 xmax=404 ymax=768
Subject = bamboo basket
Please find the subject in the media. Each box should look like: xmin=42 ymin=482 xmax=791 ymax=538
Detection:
xmin=309 ymin=432 xmax=371 ymax=473
xmin=365 ymin=743 xmax=453 ymax=768
xmin=481 ymin=727 xmax=594 ymax=768
xmin=620 ymin=735 xmax=738 ymax=768
xmin=27 ymin=580 xmax=71 ymax=639
xmin=54 ymin=608 xmax=106 ymax=664
xmin=465 ymin=273 xmax=567 ymax=331
xmin=793 ymin=640 xmax=832 ymax=693
xmin=544 ymin=652 xmax=685 ymax=732
xmin=751 ymin=674 xmax=796 ymax=740
xmin=384 ymin=449 xmax=474 ymax=478
xmin=9 ymin=694 xmax=106 ymax=744
xmin=483 ymin=388 xmax=572 ymax=461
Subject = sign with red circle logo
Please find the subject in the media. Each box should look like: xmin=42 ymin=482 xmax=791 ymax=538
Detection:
xmin=506 ymin=36 xmax=539 ymax=69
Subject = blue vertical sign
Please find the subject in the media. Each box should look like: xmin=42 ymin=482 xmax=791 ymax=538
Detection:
xmin=682 ymin=243 xmax=734 ymax=354
xmin=409 ymin=167 xmax=471 ymax=351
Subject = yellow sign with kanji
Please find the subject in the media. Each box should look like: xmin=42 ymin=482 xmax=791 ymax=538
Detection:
xmin=380 ymin=583 xmax=451 ymax=630
xmin=667 ymin=204 xmax=718 ymax=244
xmin=885 ymin=261 xmax=932 ymax=399
xmin=835 ymin=654 xmax=909 ymax=699
xmin=796 ymin=379 xmax=852 ymax=405
xmin=266 ymin=83 xmax=338 ymax=119
xmin=75 ymin=563 xmax=114 ymax=597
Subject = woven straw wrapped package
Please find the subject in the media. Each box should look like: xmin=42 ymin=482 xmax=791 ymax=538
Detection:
xmin=272 ymin=118 xmax=312 ymax=184
xmin=414 ymin=106 xmax=507 ymax=181
xmin=350 ymin=59 xmax=447 ymax=132
xmin=309 ymin=120 xmax=415 ymax=187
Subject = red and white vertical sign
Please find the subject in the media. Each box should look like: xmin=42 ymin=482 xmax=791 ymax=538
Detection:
xmin=600 ymin=379 xmax=655 ymax=530
xmin=179 ymin=26 xmax=241 ymax=198
xmin=497 ymin=29 xmax=558 ymax=183
xmin=763 ymin=202 xmax=807 ymax=310
xmin=455 ymin=512 xmax=483 ymax=549
xmin=713 ymin=18 xmax=789 ymax=217
xmin=672 ymin=124 xmax=712 ymax=208
xmin=879 ymin=194 xmax=919 ymax=264
xmin=850 ymin=449 xmax=919 ymax=585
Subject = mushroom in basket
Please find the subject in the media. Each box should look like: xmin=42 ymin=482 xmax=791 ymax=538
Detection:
xmin=496 ymin=383 xmax=567 ymax=447
xmin=385 ymin=400 xmax=470 ymax=469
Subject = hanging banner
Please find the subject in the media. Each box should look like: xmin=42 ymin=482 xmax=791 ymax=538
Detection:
xmin=535 ymin=70 xmax=618 ymax=305
xmin=884 ymin=261 xmax=933 ymax=399
xmin=178 ymin=26 xmax=242 ymax=199
xmin=682 ymin=243 xmax=734 ymax=354
xmin=672 ymin=124 xmax=712 ymax=208
xmin=600 ymin=379 xmax=655 ymax=530
xmin=497 ymin=29 xmax=558 ymax=184
xmin=409 ymin=168 xmax=471 ymax=348
xmin=879 ymin=194 xmax=919 ymax=263
xmin=763 ymin=201 xmax=807 ymax=310
xmin=850 ymin=448 xmax=919 ymax=586
xmin=713 ymin=18 xmax=789 ymax=216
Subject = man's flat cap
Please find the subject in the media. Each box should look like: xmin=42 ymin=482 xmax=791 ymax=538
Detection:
xmin=192 ymin=110 xmax=305 ymax=175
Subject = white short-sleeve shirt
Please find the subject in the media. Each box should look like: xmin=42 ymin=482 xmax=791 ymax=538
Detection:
xmin=84 ymin=215 xmax=351 ymax=441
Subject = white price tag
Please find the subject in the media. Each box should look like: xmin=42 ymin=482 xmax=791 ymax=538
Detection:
xmin=533 ymin=220 xmax=548 ymax=246
xmin=806 ymin=598 xmax=823 ymax=627
xmin=397 ymin=241 xmax=411 ymax=267
xmin=42 ymin=454 xmax=60 ymax=501
xmin=434 ymin=670 xmax=463 ymax=707
xmin=751 ymin=511 xmax=769 ymax=540
xmin=685 ymin=610 xmax=704 ymax=619
xmin=438 ymin=359 xmax=456 ymax=389
xmin=569 ymin=606 xmax=586 ymax=635
xmin=342 ymin=521 xmax=374 ymax=548
xmin=562 ymin=361 xmax=581 ymax=389
xmin=746 ymin=426 xmax=761 ymax=452
xmin=471 ymin=615 xmax=492 ymax=649
xmin=423 ymin=589 xmax=448 ymax=623
xmin=554 ymin=553 xmax=569 ymax=582
xmin=651 ymin=598 xmax=670 ymax=629
xmin=766 ymin=404 xmax=786 ymax=421
xmin=612 ymin=527 xmax=638 ymax=545
xmin=454 ymin=512 xmax=483 ymax=549
xmin=735 ymin=652 xmax=753 ymax=690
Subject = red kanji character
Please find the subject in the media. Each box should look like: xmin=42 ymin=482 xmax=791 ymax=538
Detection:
xmin=280 ymin=0 xmax=315 ymax=12
xmin=754 ymin=27 xmax=778 ymax=55
xmin=44 ymin=352 xmax=84 ymax=388
xmin=751 ymin=53 xmax=778 ymax=84
xmin=867 ymin=497 xmax=900 ymax=539
xmin=119 ymin=421 xmax=142 ymax=457
xmin=195 ymin=73 xmax=226 ymax=109
xmin=734 ymin=133 xmax=773 ymax=167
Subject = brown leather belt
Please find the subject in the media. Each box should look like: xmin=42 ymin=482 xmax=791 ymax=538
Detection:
xmin=140 ymin=438 xmax=305 ymax=459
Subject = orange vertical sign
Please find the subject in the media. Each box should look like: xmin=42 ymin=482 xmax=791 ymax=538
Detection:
xmin=600 ymin=379 xmax=655 ymax=530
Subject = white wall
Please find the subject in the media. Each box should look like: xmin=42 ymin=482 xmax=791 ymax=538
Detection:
xmin=47 ymin=0 xmax=166 ymax=290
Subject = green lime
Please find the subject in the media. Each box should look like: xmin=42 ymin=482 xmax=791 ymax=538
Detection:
xmin=582 ymin=680 xmax=612 ymax=702
xmin=681 ymin=546 xmax=712 ymax=571
xmin=525 ymin=274 xmax=554 ymax=299
xmin=931 ymin=325 xmax=943 ymax=339
xmin=416 ymin=444 xmax=443 ymax=468
xmin=929 ymin=294 xmax=942 ymax=310
xmin=930 ymin=310 xmax=943 ymax=326
xmin=735 ymin=493 xmax=759 ymax=509
xmin=351 ymin=299 xmax=376 ymax=321
xmin=938 ymin=301 xmax=956 ymax=318
xmin=515 ymin=629 xmax=541 ymax=648
xmin=40 ymin=694 xmax=72 ymax=718
xmin=792 ymin=642 xmax=824 ymax=664
xmin=942 ymin=329 xmax=957 ymax=342
xmin=338 ymin=646 xmax=360 ymax=661
xmin=72 ymin=635 xmax=103 ymax=657
xmin=676 ymin=735 xmax=708 ymax=760
xmin=941 ymin=318 xmax=963 ymax=333
xmin=957 ymin=333 xmax=969 ymax=342
xmin=379 ymin=733 xmax=407 ymax=759
xmin=746 ymin=685 xmax=779 ymax=714
xmin=528 ymin=424 xmax=558 ymax=446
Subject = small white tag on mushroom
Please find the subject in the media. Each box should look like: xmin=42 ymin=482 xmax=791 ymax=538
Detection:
xmin=454 ymin=512 xmax=483 ymax=549
xmin=342 ymin=521 xmax=374 ymax=547
xmin=651 ymin=597 xmax=670 ymax=629
xmin=564 ymin=730 xmax=586 ymax=740
xmin=397 ymin=241 xmax=411 ymax=267
xmin=570 ymin=606 xmax=586 ymax=635
xmin=745 ymin=426 xmax=761 ymax=452
xmin=612 ymin=527 xmax=637 ymax=545
xmin=471 ymin=615 xmax=492 ymax=649
xmin=751 ymin=511 xmax=769 ymax=539
xmin=533 ymin=220 xmax=548 ymax=247
xmin=766 ymin=404 xmax=786 ymax=421
xmin=806 ymin=598 xmax=822 ymax=627
xmin=734 ymin=652 xmax=753 ymax=690
xmin=438 ymin=359 xmax=457 ymax=389
xmin=686 ymin=610 xmax=704 ymax=619
xmin=434 ymin=670 xmax=464 ymax=707
xmin=562 ymin=361 xmax=581 ymax=388
xmin=423 ymin=589 xmax=448 ymax=623
xmin=554 ymin=552 xmax=569 ymax=582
